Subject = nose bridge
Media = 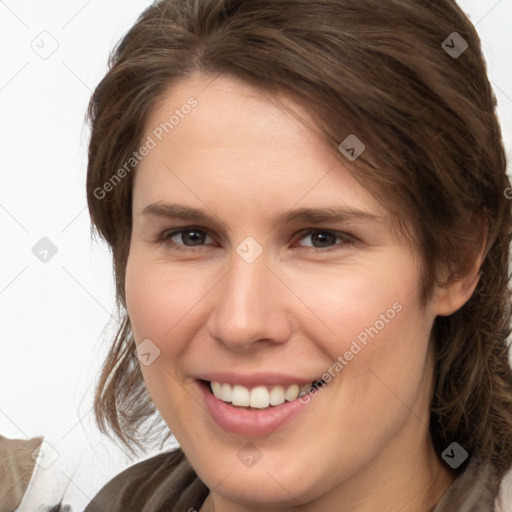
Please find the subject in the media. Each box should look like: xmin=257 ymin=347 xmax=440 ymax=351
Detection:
xmin=208 ymin=247 xmax=291 ymax=349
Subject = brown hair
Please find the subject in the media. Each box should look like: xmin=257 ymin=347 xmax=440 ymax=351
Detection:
xmin=86 ymin=0 xmax=512 ymax=487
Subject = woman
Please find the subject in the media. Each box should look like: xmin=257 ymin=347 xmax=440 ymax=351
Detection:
xmin=83 ymin=1 xmax=512 ymax=511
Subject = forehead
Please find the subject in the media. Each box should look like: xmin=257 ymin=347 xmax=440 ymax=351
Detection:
xmin=143 ymin=73 xmax=328 ymax=161
xmin=134 ymin=73 xmax=389 ymax=223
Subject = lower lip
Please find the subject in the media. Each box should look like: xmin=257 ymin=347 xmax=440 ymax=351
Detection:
xmin=197 ymin=381 xmax=313 ymax=436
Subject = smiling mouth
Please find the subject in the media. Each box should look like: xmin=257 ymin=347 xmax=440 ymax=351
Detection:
xmin=199 ymin=379 xmax=327 ymax=410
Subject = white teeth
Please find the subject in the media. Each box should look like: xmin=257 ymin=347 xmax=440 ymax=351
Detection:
xmin=249 ymin=386 xmax=270 ymax=408
xmin=269 ymin=385 xmax=285 ymax=406
xmin=221 ymin=382 xmax=232 ymax=402
xmin=232 ymin=384 xmax=250 ymax=406
xmin=284 ymin=384 xmax=300 ymax=402
xmin=211 ymin=381 xmax=222 ymax=398
xmin=209 ymin=380 xmax=321 ymax=409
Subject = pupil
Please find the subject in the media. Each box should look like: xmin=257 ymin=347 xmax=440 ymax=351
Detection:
xmin=312 ymin=232 xmax=335 ymax=247
xmin=183 ymin=230 xmax=205 ymax=246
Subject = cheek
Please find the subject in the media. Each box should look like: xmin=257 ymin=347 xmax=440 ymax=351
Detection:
xmin=344 ymin=292 xmax=432 ymax=436
xmin=286 ymin=257 xmax=424 ymax=359
xmin=125 ymin=255 xmax=203 ymax=351
xmin=124 ymin=254 xmax=203 ymax=426
xmin=293 ymin=255 xmax=432 ymax=413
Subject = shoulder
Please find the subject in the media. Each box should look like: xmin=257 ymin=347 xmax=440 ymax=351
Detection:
xmin=84 ymin=448 xmax=209 ymax=512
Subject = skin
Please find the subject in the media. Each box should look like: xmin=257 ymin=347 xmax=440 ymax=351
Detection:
xmin=124 ymin=72 xmax=482 ymax=512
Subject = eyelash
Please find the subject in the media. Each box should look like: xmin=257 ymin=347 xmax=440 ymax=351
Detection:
xmin=156 ymin=227 xmax=356 ymax=254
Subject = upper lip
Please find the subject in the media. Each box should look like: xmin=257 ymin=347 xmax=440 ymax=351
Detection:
xmin=195 ymin=371 xmax=323 ymax=388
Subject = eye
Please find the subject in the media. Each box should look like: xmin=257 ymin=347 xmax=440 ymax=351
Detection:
xmin=157 ymin=227 xmax=355 ymax=253
xmin=295 ymin=229 xmax=355 ymax=252
xmin=160 ymin=227 xmax=214 ymax=250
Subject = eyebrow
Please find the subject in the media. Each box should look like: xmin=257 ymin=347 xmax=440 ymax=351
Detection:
xmin=141 ymin=202 xmax=382 ymax=227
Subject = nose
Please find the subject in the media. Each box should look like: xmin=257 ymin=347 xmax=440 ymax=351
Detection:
xmin=206 ymin=249 xmax=294 ymax=351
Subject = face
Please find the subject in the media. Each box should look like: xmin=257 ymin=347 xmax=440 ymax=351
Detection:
xmin=125 ymin=73 xmax=451 ymax=510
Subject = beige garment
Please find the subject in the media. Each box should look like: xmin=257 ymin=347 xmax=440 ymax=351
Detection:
xmin=84 ymin=448 xmax=504 ymax=512
xmin=0 ymin=435 xmax=42 ymax=512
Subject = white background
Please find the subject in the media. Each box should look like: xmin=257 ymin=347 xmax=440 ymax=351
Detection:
xmin=1 ymin=1 xmax=511 ymax=510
